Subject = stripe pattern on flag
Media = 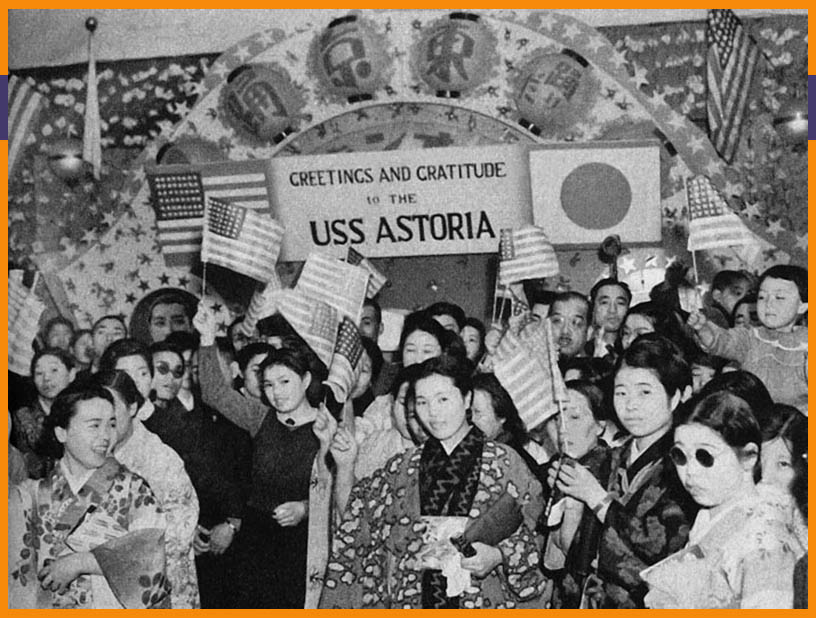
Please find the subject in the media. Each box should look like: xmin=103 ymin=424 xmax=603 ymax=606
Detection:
xmin=239 ymin=275 xmax=284 ymax=338
xmin=347 ymin=247 xmax=388 ymax=298
xmin=498 ymin=225 xmax=560 ymax=287
xmin=324 ymin=316 xmax=364 ymax=403
xmin=146 ymin=159 xmax=273 ymax=267
xmin=201 ymin=198 xmax=284 ymax=283
xmin=686 ymin=175 xmax=756 ymax=251
xmin=8 ymin=75 xmax=44 ymax=174
xmin=706 ymin=9 xmax=760 ymax=164
xmin=9 ymin=275 xmax=46 ymax=376
xmin=297 ymin=253 xmax=369 ymax=324
xmin=275 ymin=289 xmax=338 ymax=367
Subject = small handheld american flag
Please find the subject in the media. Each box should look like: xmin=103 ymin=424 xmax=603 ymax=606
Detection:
xmin=324 ymin=316 xmax=365 ymax=404
xmin=201 ymin=198 xmax=284 ymax=283
xmin=686 ymin=175 xmax=755 ymax=251
xmin=346 ymin=247 xmax=388 ymax=298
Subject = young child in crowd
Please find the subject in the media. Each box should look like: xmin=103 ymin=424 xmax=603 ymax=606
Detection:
xmin=688 ymin=265 xmax=807 ymax=415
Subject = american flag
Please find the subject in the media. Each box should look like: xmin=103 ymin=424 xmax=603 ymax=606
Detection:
xmin=346 ymin=246 xmax=388 ymax=298
xmin=8 ymin=75 xmax=44 ymax=175
xmin=201 ymin=198 xmax=285 ymax=283
xmin=686 ymin=175 xmax=756 ymax=251
xmin=296 ymin=252 xmax=369 ymax=324
xmin=493 ymin=317 xmax=565 ymax=431
xmin=706 ymin=9 xmax=761 ymax=163
xmin=498 ymin=225 xmax=560 ymax=287
xmin=8 ymin=273 xmax=46 ymax=376
xmin=275 ymin=289 xmax=338 ymax=367
xmin=324 ymin=316 xmax=365 ymax=403
xmin=239 ymin=276 xmax=284 ymax=338
xmin=147 ymin=159 xmax=273 ymax=267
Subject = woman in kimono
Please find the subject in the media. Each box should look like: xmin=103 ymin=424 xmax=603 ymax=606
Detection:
xmin=8 ymin=383 xmax=169 ymax=609
xmin=641 ymin=392 xmax=803 ymax=608
xmin=548 ymin=334 xmax=698 ymax=608
xmin=321 ymin=354 xmax=548 ymax=609
xmin=93 ymin=370 xmax=201 ymax=608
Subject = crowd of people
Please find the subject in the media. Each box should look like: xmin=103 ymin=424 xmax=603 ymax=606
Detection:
xmin=8 ymin=263 xmax=808 ymax=609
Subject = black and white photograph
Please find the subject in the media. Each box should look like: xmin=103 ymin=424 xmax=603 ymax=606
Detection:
xmin=7 ymin=8 xmax=808 ymax=609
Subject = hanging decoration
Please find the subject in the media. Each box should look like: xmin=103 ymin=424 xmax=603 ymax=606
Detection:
xmin=310 ymin=14 xmax=392 ymax=103
xmin=82 ymin=16 xmax=102 ymax=179
xmin=218 ymin=63 xmax=306 ymax=145
xmin=513 ymin=49 xmax=599 ymax=135
xmin=155 ymin=137 xmax=226 ymax=165
xmin=413 ymin=11 xmax=497 ymax=99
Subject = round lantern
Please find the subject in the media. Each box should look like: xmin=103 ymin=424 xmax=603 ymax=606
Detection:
xmin=45 ymin=137 xmax=88 ymax=182
xmin=515 ymin=49 xmax=595 ymax=135
xmin=156 ymin=137 xmax=226 ymax=165
xmin=415 ymin=12 xmax=496 ymax=98
xmin=314 ymin=15 xmax=390 ymax=103
xmin=219 ymin=63 xmax=304 ymax=144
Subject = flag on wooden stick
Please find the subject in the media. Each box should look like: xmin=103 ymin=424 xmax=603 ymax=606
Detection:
xmin=706 ymin=9 xmax=761 ymax=163
xmin=493 ymin=317 xmax=566 ymax=431
xmin=686 ymin=175 xmax=756 ymax=251
xmin=498 ymin=225 xmax=559 ymax=287
xmin=9 ymin=273 xmax=45 ymax=376
xmin=201 ymin=198 xmax=284 ymax=283
xmin=296 ymin=253 xmax=369 ymax=324
xmin=324 ymin=316 xmax=365 ymax=404
xmin=346 ymin=247 xmax=388 ymax=298
xmin=275 ymin=289 xmax=338 ymax=367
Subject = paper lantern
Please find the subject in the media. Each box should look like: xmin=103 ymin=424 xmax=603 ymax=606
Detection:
xmin=314 ymin=15 xmax=390 ymax=102
xmin=219 ymin=64 xmax=304 ymax=144
xmin=515 ymin=49 xmax=595 ymax=134
xmin=45 ymin=137 xmax=87 ymax=181
xmin=415 ymin=12 xmax=495 ymax=98
xmin=155 ymin=137 xmax=226 ymax=165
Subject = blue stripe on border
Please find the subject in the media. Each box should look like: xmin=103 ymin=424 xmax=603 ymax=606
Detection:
xmin=1 ymin=75 xmax=7 ymax=140
xmin=809 ymin=75 xmax=815 ymax=140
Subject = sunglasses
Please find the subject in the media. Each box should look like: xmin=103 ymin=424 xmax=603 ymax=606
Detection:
xmin=669 ymin=446 xmax=715 ymax=468
xmin=155 ymin=363 xmax=185 ymax=379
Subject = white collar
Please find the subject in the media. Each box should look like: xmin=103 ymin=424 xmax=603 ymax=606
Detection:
xmin=177 ymin=391 xmax=195 ymax=411
xmin=136 ymin=400 xmax=155 ymax=421
xmin=276 ymin=407 xmax=317 ymax=428
xmin=60 ymin=458 xmax=95 ymax=495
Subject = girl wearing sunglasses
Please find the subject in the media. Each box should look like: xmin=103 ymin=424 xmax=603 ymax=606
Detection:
xmin=642 ymin=392 xmax=803 ymax=608
xmin=548 ymin=334 xmax=697 ymax=608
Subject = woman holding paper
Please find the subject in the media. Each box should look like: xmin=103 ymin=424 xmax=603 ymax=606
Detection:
xmin=8 ymin=383 xmax=169 ymax=609
xmin=321 ymin=354 xmax=547 ymax=609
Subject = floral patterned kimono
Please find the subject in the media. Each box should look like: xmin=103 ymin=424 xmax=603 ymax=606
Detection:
xmin=8 ymin=457 xmax=169 ymax=609
xmin=641 ymin=487 xmax=803 ymax=608
xmin=321 ymin=429 xmax=548 ymax=609
xmin=114 ymin=418 xmax=201 ymax=608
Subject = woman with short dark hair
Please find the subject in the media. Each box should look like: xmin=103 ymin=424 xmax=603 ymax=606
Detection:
xmin=321 ymin=354 xmax=548 ymax=608
xmin=642 ymin=392 xmax=803 ymax=608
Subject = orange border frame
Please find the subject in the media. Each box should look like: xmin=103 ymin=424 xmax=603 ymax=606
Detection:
xmin=2 ymin=7 xmax=812 ymax=616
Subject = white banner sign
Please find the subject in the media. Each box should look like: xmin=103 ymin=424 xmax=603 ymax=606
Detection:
xmin=267 ymin=145 xmax=532 ymax=261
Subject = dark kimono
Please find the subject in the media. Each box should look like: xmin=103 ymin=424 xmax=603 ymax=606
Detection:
xmin=11 ymin=398 xmax=52 ymax=479
xmin=8 ymin=458 xmax=169 ymax=608
xmin=590 ymin=432 xmax=697 ymax=608
xmin=321 ymin=429 xmax=548 ymax=608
